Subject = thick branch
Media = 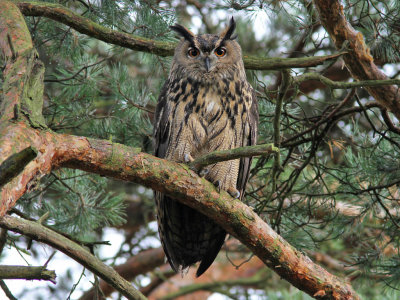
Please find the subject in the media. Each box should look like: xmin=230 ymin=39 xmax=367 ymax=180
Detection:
xmin=0 ymin=1 xmax=34 ymax=122
xmin=0 ymin=215 xmax=147 ymax=300
xmin=0 ymin=123 xmax=359 ymax=299
xmin=189 ymin=143 xmax=278 ymax=170
xmin=16 ymin=1 xmax=345 ymax=70
xmin=0 ymin=265 xmax=56 ymax=283
xmin=313 ymin=0 xmax=400 ymax=118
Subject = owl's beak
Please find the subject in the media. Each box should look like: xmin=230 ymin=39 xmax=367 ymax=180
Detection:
xmin=204 ymin=57 xmax=211 ymax=72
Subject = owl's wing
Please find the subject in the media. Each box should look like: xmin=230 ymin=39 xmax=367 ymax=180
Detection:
xmin=237 ymin=87 xmax=258 ymax=199
xmin=153 ymin=80 xmax=172 ymax=159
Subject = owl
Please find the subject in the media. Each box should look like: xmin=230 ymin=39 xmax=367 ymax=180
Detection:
xmin=153 ymin=18 xmax=258 ymax=277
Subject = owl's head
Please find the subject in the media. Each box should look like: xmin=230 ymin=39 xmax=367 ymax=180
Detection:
xmin=170 ymin=18 xmax=245 ymax=82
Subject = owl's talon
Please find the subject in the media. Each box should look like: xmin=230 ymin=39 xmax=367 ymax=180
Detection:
xmin=199 ymin=168 xmax=209 ymax=177
xmin=228 ymin=187 xmax=241 ymax=199
xmin=184 ymin=153 xmax=194 ymax=163
xmin=213 ymin=180 xmax=222 ymax=192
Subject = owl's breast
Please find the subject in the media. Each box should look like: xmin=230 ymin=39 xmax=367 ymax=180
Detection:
xmin=200 ymin=93 xmax=224 ymax=125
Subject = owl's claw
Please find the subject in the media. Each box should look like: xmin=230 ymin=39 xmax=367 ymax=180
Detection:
xmin=184 ymin=153 xmax=194 ymax=163
xmin=228 ymin=188 xmax=241 ymax=199
xmin=199 ymin=168 xmax=209 ymax=177
xmin=213 ymin=180 xmax=222 ymax=193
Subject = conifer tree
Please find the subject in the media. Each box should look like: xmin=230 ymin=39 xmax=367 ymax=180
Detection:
xmin=1 ymin=0 xmax=400 ymax=299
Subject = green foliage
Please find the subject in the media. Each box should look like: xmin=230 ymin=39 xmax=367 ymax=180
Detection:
xmin=3 ymin=0 xmax=400 ymax=299
xmin=349 ymin=0 xmax=400 ymax=63
xmin=17 ymin=170 xmax=126 ymax=239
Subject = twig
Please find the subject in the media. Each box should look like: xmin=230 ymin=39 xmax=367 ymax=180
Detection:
xmin=282 ymin=88 xmax=356 ymax=146
xmin=0 ymin=215 xmax=147 ymax=300
xmin=0 ymin=147 xmax=37 ymax=188
xmin=44 ymin=58 xmax=107 ymax=83
xmin=0 ymin=265 xmax=56 ymax=283
xmin=117 ymin=84 xmax=154 ymax=114
xmin=0 ymin=280 xmax=17 ymax=300
xmin=0 ymin=229 xmax=7 ymax=255
xmin=381 ymin=109 xmax=400 ymax=135
xmin=294 ymin=72 xmax=400 ymax=89
xmin=188 ymin=144 xmax=279 ymax=171
xmin=272 ymin=70 xmax=290 ymax=231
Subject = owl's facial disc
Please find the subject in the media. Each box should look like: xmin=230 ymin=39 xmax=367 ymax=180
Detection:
xmin=186 ymin=46 xmax=224 ymax=73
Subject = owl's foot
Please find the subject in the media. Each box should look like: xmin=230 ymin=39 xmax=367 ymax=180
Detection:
xmin=227 ymin=187 xmax=241 ymax=199
xmin=185 ymin=154 xmax=209 ymax=177
xmin=213 ymin=180 xmax=222 ymax=193
xmin=198 ymin=168 xmax=209 ymax=177
xmin=184 ymin=153 xmax=194 ymax=163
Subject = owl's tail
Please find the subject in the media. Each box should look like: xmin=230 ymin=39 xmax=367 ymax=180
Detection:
xmin=156 ymin=193 xmax=226 ymax=277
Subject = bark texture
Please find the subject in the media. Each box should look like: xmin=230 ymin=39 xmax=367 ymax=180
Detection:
xmin=313 ymin=0 xmax=400 ymax=118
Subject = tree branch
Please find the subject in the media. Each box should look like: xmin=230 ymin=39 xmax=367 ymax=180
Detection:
xmin=15 ymin=1 xmax=346 ymax=70
xmin=313 ymin=0 xmax=400 ymax=119
xmin=0 ymin=280 xmax=17 ymax=300
xmin=0 ymin=123 xmax=360 ymax=299
xmin=0 ymin=265 xmax=56 ymax=283
xmin=189 ymin=143 xmax=278 ymax=171
xmin=295 ymin=73 xmax=400 ymax=89
xmin=0 ymin=147 xmax=37 ymax=188
xmin=0 ymin=215 xmax=147 ymax=300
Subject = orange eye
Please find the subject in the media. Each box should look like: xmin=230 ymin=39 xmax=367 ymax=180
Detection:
xmin=188 ymin=48 xmax=199 ymax=57
xmin=214 ymin=47 xmax=226 ymax=57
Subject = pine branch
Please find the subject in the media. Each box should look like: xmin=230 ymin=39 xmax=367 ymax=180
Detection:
xmin=0 ymin=265 xmax=56 ymax=283
xmin=0 ymin=280 xmax=17 ymax=300
xmin=15 ymin=1 xmax=346 ymax=70
xmin=0 ymin=215 xmax=147 ymax=300
xmin=188 ymin=143 xmax=278 ymax=171
xmin=295 ymin=73 xmax=400 ymax=89
xmin=0 ymin=124 xmax=361 ymax=299
xmin=313 ymin=0 xmax=400 ymax=119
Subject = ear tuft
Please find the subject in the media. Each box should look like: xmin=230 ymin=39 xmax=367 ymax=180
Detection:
xmin=220 ymin=17 xmax=236 ymax=41
xmin=170 ymin=24 xmax=195 ymax=43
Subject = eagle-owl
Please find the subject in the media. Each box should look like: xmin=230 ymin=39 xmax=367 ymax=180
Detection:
xmin=153 ymin=18 xmax=258 ymax=277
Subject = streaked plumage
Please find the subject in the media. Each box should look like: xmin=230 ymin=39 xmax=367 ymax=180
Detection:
xmin=153 ymin=18 xmax=258 ymax=277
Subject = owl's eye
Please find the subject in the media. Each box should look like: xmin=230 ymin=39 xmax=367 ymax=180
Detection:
xmin=214 ymin=47 xmax=226 ymax=57
xmin=188 ymin=48 xmax=200 ymax=58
